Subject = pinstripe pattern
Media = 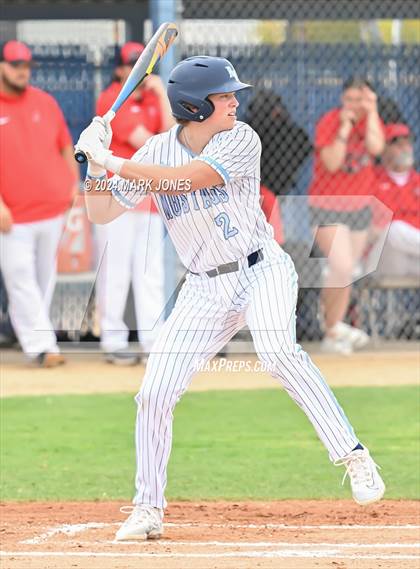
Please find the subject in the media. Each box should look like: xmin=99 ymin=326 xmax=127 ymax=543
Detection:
xmin=134 ymin=275 xmax=245 ymax=508
xmin=245 ymin=244 xmax=358 ymax=460
xmin=114 ymin=122 xmax=361 ymax=510
xmin=133 ymin=241 xmax=359 ymax=509
xmin=112 ymin=122 xmax=273 ymax=273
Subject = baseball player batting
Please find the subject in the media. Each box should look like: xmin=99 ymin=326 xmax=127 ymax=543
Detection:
xmin=75 ymin=56 xmax=385 ymax=541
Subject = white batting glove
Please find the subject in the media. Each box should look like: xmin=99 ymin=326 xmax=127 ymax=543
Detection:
xmin=75 ymin=140 xmax=125 ymax=175
xmin=74 ymin=140 xmax=110 ymax=167
xmin=76 ymin=117 xmax=125 ymax=175
xmin=76 ymin=115 xmax=112 ymax=149
xmin=94 ymin=115 xmax=113 ymax=149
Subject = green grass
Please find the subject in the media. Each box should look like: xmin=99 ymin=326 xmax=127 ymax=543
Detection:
xmin=1 ymin=387 xmax=419 ymax=501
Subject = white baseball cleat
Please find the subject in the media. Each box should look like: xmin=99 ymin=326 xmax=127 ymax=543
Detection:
xmin=335 ymin=448 xmax=386 ymax=505
xmin=115 ymin=505 xmax=164 ymax=541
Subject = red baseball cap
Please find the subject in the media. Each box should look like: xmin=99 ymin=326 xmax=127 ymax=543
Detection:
xmin=118 ymin=42 xmax=144 ymax=66
xmin=385 ymin=123 xmax=411 ymax=142
xmin=1 ymin=40 xmax=33 ymax=64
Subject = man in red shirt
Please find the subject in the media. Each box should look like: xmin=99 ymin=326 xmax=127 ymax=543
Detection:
xmin=308 ymin=77 xmax=385 ymax=354
xmin=0 ymin=41 xmax=79 ymax=367
xmin=95 ymin=42 xmax=174 ymax=364
xmin=368 ymin=123 xmax=420 ymax=278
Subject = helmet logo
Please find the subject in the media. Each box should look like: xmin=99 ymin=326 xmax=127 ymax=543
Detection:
xmin=225 ymin=65 xmax=239 ymax=80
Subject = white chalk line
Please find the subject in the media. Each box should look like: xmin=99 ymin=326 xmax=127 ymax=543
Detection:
xmin=1 ymin=550 xmax=420 ymax=560
xmin=104 ymin=540 xmax=420 ymax=549
xmin=165 ymin=522 xmax=420 ymax=530
xmin=20 ymin=521 xmax=420 ymax=545
xmin=21 ymin=523 xmax=108 ymax=545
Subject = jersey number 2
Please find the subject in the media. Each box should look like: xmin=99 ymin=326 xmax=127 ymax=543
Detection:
xmin=214 ymin=212 xmax=239 ymax=239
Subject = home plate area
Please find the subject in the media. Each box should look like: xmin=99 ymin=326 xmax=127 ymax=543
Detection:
xmin=1 ymin=501 xmax=419 ymax=569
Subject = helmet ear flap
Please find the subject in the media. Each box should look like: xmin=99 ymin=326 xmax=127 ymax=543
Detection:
xmin=201 ymin=96 xmax=215 ymax=121
xmin=179 ymin=101 xmax=198 ymax=115
xmin=196 ymin=98 xmax=214 ymax=121
xmin=174 ymin=92 xmax=214 ymax=122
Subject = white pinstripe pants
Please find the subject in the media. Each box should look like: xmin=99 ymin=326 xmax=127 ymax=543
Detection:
xmin=133 ymin=240 xmax=359 ymax=509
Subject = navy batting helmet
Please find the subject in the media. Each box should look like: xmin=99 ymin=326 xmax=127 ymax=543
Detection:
xmin=167 ymin=56 xmax=252 ymax=122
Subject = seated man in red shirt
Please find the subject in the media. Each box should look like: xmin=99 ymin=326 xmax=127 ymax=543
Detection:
xmin=308 ymin=77 xmax=385 ymax=354
xmin=368 ymin=124 xmax=420 ymax=279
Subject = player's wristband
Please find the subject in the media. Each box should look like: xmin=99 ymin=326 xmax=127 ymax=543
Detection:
xmin=104 ymin=155 xmax=125 ymax=175
xmin=83 ymin=172 xmax=107 ymax=193
xmin=87 ymin=163 xmax=107 ymax=178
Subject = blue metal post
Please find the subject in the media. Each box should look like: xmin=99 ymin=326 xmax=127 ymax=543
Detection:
xmin=150 ymin=0 xmax=179 ymax=316
xmin=150 ymin=0 xmax=178 ymax=83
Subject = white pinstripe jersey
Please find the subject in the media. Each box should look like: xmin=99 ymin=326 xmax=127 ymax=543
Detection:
xmin=111 ymin=121 xmax=274 ymax=273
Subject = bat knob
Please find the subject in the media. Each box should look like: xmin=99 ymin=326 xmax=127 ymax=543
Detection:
xmin=74 ymin=150 xmax=88 ymax=164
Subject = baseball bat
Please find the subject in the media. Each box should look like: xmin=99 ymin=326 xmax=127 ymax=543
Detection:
xmin=74 ymin=21 xmax=178 ymax=164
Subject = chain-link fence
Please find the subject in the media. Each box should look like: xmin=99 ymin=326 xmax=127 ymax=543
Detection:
xmin=176 ymin=1 xmax=420 ymax=343
xmin=1 ymin=2 xmax=419 ymax=347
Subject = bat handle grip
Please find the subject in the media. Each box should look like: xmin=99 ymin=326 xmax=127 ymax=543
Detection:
xmin=74 ymin=110 xmax=116 ymax=164
xmin=103 ymin=109 xmax=116 ymax=122
xmin=74 ymin=150 xmax=88 ymax=164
